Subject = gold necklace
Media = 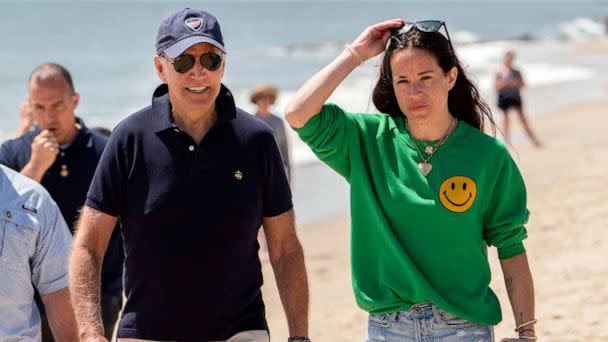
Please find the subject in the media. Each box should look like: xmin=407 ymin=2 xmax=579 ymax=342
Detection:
xmin=421 ymin=138 xmax=443 ymax=156
xmin=407 ymin=118 xmax=457 ymax=176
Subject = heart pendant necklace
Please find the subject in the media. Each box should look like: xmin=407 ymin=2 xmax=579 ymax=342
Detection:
xmin=418 ymin=162 xmax=433 ymax=176
xmin=407 ymin=118 xmax=457 ymax=177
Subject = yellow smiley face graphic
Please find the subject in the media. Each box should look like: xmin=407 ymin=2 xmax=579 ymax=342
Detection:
xmin=439 ymin=176 xmax=477 ymax=213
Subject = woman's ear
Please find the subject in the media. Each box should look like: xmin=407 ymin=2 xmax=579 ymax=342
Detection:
xmin=448 ymin=66 xmax=458 ymax=90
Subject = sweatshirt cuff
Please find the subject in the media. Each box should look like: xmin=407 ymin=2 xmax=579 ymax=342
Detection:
xmin=292 ymin=111 xmax=322 ymax=137
xmin=497 ymin=242 xmax=526 ymax=259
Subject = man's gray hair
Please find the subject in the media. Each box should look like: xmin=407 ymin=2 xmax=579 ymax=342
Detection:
xmin=28 ymin=63 xmax=75 ymax=94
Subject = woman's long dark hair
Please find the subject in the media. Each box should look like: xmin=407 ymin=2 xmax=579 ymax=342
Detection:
xmin=372 ymin=29 xmax=496 ymax=134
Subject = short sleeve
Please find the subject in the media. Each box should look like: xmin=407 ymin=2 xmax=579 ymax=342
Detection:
xmin=483 ymin=145 xmax=530 ymax=259
xmin=31 ymin=198 xmax=72 ymax=294
xmin=292 ymin=103 xmax=354 ymax=179
xmin=260 ymin=132 xmax=293 ymax=217
xmin=85 ymin=129 xmax=128 ymax=216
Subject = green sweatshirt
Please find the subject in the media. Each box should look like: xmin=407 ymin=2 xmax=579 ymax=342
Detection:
xmin=294 ymin=103 xmax=529 ymax=326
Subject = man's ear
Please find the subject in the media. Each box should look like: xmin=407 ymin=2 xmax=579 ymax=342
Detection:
xmin=154 ymin=55 xmax=168 ymax=84
xmin=71 ymin=92 xmax=80 ymax=110
xmin=219 ymin=55 xmax=226 ymax=79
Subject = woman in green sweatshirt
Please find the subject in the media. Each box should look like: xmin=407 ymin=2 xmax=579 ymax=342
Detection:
xmin=285 ymin=19 xmax=537 ymax=342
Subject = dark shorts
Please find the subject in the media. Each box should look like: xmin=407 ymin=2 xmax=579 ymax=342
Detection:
xmin=497 ymin=95 xmax=522 ymax=111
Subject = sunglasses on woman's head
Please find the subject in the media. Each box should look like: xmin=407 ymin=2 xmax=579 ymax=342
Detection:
xmin=163 ymin=52 xmax=223 ymax=73
xmin=392 ymin=20 xmax=455 ymax=62
xmin=398 ymin=20 xmax=446 ymax=34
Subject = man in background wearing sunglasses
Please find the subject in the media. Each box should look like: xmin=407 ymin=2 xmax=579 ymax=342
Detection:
xmin=69 ymin=8 xmax=311 ymax=342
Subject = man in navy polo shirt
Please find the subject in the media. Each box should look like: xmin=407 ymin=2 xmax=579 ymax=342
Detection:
xmin=69 ymin=8 xmax=311 ymax=342
xmin=0 ymin=63 xmax=124 ymax=341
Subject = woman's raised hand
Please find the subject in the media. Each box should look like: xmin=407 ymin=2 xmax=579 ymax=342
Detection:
xmin=284 ymin=19 xmax=405 ymax=128
xmin=349 ymin=19 xmax=405 ymax=61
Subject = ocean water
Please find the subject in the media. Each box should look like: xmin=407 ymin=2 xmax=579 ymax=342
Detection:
xmin=1 ymin=1 xmax=607 ymax=224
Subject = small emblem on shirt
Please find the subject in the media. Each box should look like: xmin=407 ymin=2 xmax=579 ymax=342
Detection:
xmin=439 ymin=176 xmax=477 ymax=213
xmin=185 ymin=17 xmax=204 ymax=31
xmin=234 ymin=170 xmax=243 ymax=181
xmin=21 ymin=204 xmax=38 ymax=214
xmin=60 ymin=164 xmax=69 ymax=178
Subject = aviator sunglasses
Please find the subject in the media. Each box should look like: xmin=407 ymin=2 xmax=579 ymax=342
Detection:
xmin=392 ymin=20 xmax=455 ymax=58
xmin=163 ymin=52 xmax=223 ymax=73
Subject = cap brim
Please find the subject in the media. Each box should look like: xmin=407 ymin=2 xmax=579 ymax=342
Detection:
xmin=163 ymin=35 xmax=226 ymax=58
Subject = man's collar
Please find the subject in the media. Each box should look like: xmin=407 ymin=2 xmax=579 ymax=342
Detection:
xmin=69 ymin=118 xmax=94 ymax=149
xmin=151 ymin=83 xmax=237 ymax=133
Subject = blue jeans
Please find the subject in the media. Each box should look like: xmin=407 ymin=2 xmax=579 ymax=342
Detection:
xmin=366 ymin=303 xmax=494 ymax=342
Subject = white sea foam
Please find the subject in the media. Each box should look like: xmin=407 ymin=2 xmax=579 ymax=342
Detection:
xmin=257 ymin=29 xmax=481 ymax=60
xmin=558 ymin=17 xmax=605 ymax=40
xmin=450 ymin=30 xmax=481 ymax=45
xmin=457 ymin=41 xmax=595 ymax=97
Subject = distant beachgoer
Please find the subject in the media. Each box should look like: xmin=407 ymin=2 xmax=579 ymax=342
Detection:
xmin=0 ymin=63 xmax=124 ymax=341
xmin=495 ymin=51 xmax=542 ymax=147
xmin=286 ymin=19 xmax=537 ymax=341
xmin=68 ymin=8 xmax=310 ymax=342
xmin=251 ymin=84 xmax=292 ymax=181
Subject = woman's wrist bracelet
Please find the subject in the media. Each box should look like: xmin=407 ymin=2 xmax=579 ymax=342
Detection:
xmin=344 ymin=44 xmax=365 ymax=65
xmin=515 ymin=318 xmax=538 ymax=332
xmin=518 ymin=328 xmax=536 ymax=336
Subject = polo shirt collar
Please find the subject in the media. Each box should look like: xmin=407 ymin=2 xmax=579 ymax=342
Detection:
xmin=151 ymin=83 xmax=237 ymax=133
xmin=69 ymin=118 xmax=95 ymax=149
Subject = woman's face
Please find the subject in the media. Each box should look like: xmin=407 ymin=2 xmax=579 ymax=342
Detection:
xmin=390 ymin=48 xmax=457 ymax=125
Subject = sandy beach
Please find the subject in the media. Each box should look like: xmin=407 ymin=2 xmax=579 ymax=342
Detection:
xmin=567 ymin=36 xmax=608 ymax=56
xmin=260 ymin=50 xmax=608 ymax=341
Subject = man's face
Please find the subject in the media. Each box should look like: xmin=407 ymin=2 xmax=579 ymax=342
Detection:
xmin=154 ymin=43 xmax=225 ymax=114
xmin=28 ymin=78 xmax=79 ymax=145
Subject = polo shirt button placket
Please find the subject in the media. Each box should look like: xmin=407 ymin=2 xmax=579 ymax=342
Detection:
xmin=58 ymin=151 xmax=69 ymax=178
xmin=188 ymin=145 xmax=195 ymax=151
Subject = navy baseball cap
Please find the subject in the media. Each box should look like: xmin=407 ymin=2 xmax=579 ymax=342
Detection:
xmin=156 ymin=8 xmax=226 ymax=58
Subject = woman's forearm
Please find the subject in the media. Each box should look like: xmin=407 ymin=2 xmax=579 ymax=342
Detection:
xmin=285 ymin=19 xmax=404 ymax=128
xmin=284 ymin=48 xmax=361 ymax=128
xmin=500 ymin=252 xmax=536 ymax=337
